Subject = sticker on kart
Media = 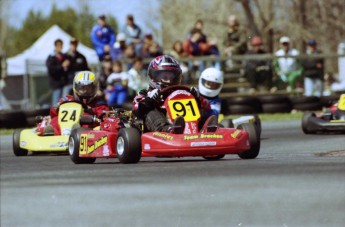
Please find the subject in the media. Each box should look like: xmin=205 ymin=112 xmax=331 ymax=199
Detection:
xmin=167 ymin=98 xmax=200 ymax=122
xmin=79 ymin=134 xmax=108 ymax=154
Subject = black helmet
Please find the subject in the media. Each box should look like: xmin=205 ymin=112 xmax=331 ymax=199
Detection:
xmin=147 ymin=55 xmax=182 ymax=89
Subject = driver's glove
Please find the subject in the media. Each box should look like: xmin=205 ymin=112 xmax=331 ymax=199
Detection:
xmin=145 ymin=88 xmax=161 ymax=105
xmin=190 ymin=86 xmax=200 ymax=99
xmin=190 ymin=86 xmax=202 ymax=107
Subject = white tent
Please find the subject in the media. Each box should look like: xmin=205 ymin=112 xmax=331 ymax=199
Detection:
xmin=7 ymin=25 xmax=99 ymax=76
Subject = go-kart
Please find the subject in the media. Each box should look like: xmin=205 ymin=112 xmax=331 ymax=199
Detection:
xmin=68 ymin=85 xmax=260 ymax=164
xmin=13 ymin=101 xmax=96 ymax=156
xmin=302 ymin=94 xmax=345 ymax=134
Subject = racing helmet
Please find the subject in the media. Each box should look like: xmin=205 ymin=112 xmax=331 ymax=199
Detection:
xmin=73 ymin=71 xmax=99 ymax=104
xmin=147 ymin=55 xmax=182 ymax=89
xmin=199 ymin=68 xmax=224 ymax=98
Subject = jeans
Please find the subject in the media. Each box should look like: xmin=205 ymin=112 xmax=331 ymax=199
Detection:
xmin=52 ymin=88 xmax=63 ymax=105
xmin=304 ymin=77 xmax=323 ymax=97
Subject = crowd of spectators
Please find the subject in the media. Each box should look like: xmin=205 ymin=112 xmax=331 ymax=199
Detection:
xmin=47 ymin=13 xmax=341 ymax=106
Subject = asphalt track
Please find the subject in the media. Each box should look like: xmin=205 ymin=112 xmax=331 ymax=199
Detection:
xmin=1 ymin=120 xmax=345 ymax=227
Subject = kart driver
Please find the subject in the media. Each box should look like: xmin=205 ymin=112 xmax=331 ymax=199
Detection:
xmin=132 ymin=55 xmax=217 ymax=134
xmin=198 ymin=67 xmax=224 ymax=117
xmin=37 ymin=71 xmax=109 ymax=135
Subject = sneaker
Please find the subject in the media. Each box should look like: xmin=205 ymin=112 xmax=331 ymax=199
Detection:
xmin=203 ymin=115 xmax=218 ymax=133
xmin=171 ymin=116 xmax=185 ymax=134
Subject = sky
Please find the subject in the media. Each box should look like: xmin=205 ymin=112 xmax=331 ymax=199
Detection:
xmin=4 ymin=0 xmax=160 ymax=32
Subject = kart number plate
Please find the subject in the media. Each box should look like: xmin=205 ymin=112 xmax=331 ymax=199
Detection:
xmin=339 ymin=95 xmax=345 ymax=111
xmin=168 ymin=98 xmax=200 ymax=121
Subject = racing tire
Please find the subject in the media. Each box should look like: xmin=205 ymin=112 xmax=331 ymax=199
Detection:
xmin=254 ymin=115 xmax=262 ymax=137
xmin=116 ymin=128 xmax=142 ymax=164
xmin=228 ymin=104 xmax=260 ymax=114
xmin=237 ymin=123 xmax=260 ymax=159
xmin=301 ymin=112 xmax=316 ymax=134
xmin=293 ymin=102 xmax=322 ymax=111
xmin=69 ymin=128 xmax=96 ymax=164
xmin=13 ymin=129 xmax=28 ymax=156
xmin=262 ymin=103 xmax=292 ymax=113
xmin=203 ymin=154 xmax=225 ymax=160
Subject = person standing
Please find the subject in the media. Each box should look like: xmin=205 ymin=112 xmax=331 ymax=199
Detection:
xmin=46 ymin=39 xmax=69 ymax=105
xmin=302 ymin=40 xmax=324 ymax=96
xmin=90 ymin=15 xmax=116 ymax=61
xmin=122 ymin=14 xmax=142 ymax=52
xmin=223 ymin=15 xmax=248 ymax=69
xmin=63 ymin=37 xmax=89 ymax=96
xmin=274 ymin=36 xmax=303 ymax=91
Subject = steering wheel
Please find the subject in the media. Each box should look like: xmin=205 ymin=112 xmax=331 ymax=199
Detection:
xmin=159 ymin=85 xmax=194 ymax=100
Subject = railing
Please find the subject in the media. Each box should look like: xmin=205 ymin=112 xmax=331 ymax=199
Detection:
xmin=2 ymin=53 xmax=345 ymax=110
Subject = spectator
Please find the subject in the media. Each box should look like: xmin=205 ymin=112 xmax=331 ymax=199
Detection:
xmin=169 ymin=40 xmax=188 ymax=59
xmin=90 ymin=15 xmax=116 ymax=61
xmin=110 ymin=33 xmax=127 ymax=61
xmin=127 ymin=57 xmax=148 ymax=97
xmin=97 ymin=55 xmax=113 ymax=98
xmin=138 ymin=33 xmax=163 ymax=58
xmin=244 ymin=36 xmax=272 ymax=93
xmin=124 ymin=43 xmax=137 ymax=69
xmin=122 ymin=14 xmax=142 ymax=55
xmin=104 ymin=60 xmax=129 ymax=107
xmin=63 ymin=37 xmax=89 ymax=96
xmin=183 ymin=28 xmax=210 ymax=81
xmin=168 ymin=40 xmax=189 ymax=81
xmin=46 ymin=39 xmax=70 ymax=105
xmin=188 ymin=19 xmax=207 ymax=43
xmin=274 ymin=36 xmax=303 ymax=91
xmin=223 ymin=15 xmax=248 ymax=69
xmin=301 ymin=40 xmax=324 ymax=96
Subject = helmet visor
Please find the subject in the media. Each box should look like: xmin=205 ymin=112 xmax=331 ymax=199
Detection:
xmin=152 ymin=70 xmax=181 ymax=85
xmin=75 ymin=83 xmax=97 ymax=98
xmin=202 ymin=78 xmax=222 ymax=90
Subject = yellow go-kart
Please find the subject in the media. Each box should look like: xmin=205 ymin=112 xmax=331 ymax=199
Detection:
xmin=13 ymin=102 xmax=94 ymax=156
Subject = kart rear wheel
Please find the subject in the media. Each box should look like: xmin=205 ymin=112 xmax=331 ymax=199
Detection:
xmin=301 ymin=112 xmax=316 ymax=134
xmin=69 ymin=128 xmax=96 ymax=164
xmin=237 ymin=123 xmax=260 ymax=159
xmin=116 ymin=128 xmax=141 ymax=164
xmin=13 ymin=129 xmax=28 ymax=156
xmin=203 ymin=154 xmax=225 ymax=160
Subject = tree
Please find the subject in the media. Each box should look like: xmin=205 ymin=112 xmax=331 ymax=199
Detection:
xmin=3 ymin=4 xmax=118 ymax=57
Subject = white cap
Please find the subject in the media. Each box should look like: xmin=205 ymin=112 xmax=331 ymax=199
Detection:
xmin=117 ymin=33 xmax=126 ymax=41
xmin=280 ymin=36 xmax=290 ymax=43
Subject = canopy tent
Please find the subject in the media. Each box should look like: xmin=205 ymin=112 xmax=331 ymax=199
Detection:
xmin=7 ymin=24 xmax=99 ymax=76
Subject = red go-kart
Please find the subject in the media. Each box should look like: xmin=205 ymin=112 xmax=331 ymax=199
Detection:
xmin=68 ymin=85 xmax=260 ymax=164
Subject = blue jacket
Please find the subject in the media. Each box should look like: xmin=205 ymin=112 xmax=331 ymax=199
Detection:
xmin=90 ymin=25 xmax=116 ymax=57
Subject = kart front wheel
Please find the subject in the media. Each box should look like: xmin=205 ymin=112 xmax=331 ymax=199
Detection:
xmin=237 ymin=123 xmax=260 ymax=159
xmin=116 ymin=128 xmax=141 ymax=164
xmin=301 ymin=112 xmax=315 ymax=134
xmin=69 ymin=128 xmax=96 ymax=164
xmin=13 ymin=129 xmax=28 ymax=156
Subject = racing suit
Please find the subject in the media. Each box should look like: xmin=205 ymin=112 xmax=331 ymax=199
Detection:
xmin=201 ymin=95 xmax=222 ymax=117
xmin=132 ymin=87 xmax=214 ymax=132
xmin=38 ymin=95 xmax=109 ymax=135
